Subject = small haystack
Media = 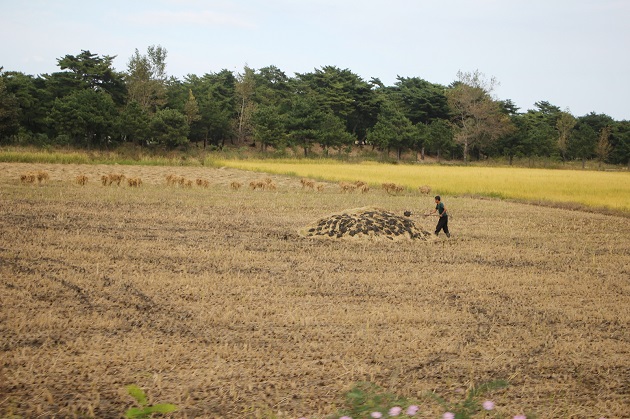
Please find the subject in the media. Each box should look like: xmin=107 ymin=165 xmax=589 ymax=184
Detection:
xmin=299 ymin=207 xmax=435 ymax=242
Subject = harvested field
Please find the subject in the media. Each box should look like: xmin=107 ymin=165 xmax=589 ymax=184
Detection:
xmin=0 ymin=162 xmax=629 ymax=418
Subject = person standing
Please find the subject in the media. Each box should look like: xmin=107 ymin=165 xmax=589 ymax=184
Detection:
xmin=427 ymin=195 xmax=450 ymax=237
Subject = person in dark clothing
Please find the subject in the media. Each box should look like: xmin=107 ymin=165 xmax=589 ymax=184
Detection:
xmin=427 ymin=195 xmax=450 ymax=237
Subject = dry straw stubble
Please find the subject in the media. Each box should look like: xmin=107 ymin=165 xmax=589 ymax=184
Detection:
xmin=0 ymin=162 xmax=629 ymax=418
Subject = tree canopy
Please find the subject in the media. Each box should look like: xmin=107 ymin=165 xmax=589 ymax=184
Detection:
xmin=1 ymin=49 xmax=628 ymax=167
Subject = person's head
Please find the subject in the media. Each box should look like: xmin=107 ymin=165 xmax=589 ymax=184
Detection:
xmin=434 ymin=195 xmax=441 ymax=203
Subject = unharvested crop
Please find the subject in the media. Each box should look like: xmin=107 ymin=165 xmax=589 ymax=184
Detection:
xmin=0 ymin=162 xmax=629 ymax=419
xmin=218 ymin=159 xmax=630 ymax=212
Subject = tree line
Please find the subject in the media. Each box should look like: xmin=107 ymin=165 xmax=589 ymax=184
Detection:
xmin=1 ymin=46 xmax=629 ymax=166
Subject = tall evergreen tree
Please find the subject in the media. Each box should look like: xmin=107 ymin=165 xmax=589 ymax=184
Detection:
xmin=570 ymin=121 xmax=597 ymax=169
xmin=0 ymin=69 xmax=20 ymax=143
xmin=149 ymin=108 xmax=189 ymax=148
xmin=367 ymin=100 xmax=416 ymax=160
xmin=56 ymin=50 xmax=126 ymax=105
xmin=391 ymin=76 xmax=450 ymax=124
xmin=49 ymin=89 xmax=118 ymax=148
xmin=252 ymin=104 xmax=286 ymax=152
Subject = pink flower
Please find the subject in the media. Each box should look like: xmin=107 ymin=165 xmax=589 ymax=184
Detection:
xmin=443 ymin=413 xmax=455 ymax=419
xmin=340 ymin=416 xmax=352 ymax=419
xmin=388 ymin=406 xmax=402 ymax=416
xmin=406 ymin=405 xmax=419 ymax=415
xmin=482 ymin=400 xmax=495 ymax=410
xmin=513 ymin=416 xmax=527 ymax=419
xmin=371 ymin=412 xmax=383 ymax=419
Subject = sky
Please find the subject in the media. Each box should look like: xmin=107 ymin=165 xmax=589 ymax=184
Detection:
xmin=1 ymin=0 xmax=629 ymax=120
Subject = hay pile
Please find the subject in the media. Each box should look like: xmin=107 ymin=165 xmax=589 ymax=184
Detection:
xmin=299 ymin=207 xmax=434 ymax=241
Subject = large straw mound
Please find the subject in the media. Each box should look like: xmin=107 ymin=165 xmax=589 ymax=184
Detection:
xmin=299 ymin=207 xmax=435 ymax=242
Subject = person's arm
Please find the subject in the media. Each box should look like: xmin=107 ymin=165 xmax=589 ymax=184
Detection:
xmin=440 ymin=205 xmax=447 ymax=217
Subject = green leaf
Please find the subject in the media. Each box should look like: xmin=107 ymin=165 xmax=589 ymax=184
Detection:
xmin=146 ymin=403 xmax=178 ymax=414
xmin=126 ymin=385 xmax=148 ymax=406
xmin=124 ymin=407 xmax=151 ymax=419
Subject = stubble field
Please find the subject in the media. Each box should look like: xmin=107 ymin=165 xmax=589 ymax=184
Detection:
xmin=0 ymin=163 xmax=629 ymax=419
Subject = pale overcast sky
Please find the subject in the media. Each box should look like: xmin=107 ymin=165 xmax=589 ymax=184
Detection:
xmin=1 ymin=0 xmax=629 ymax=120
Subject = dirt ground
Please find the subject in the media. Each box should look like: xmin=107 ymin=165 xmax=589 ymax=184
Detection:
xmin=0 ymin=163 xmax=629 ymax=418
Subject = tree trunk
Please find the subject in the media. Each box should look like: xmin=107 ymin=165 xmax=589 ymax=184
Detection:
xmin=463 ymin=140 xmax=469 ymax=164
xmin=509 ymin=155 xmax=513 ymax=166
xmin=397 ymin=147 xmax=402 ymax=161
xmin=238 ymin=97 xmax=245 ymax=144
xmin=437 ymin=148 xmax=441 ymax=162
xmin=582 ymin=157 xmax=586 ymax=169
xmin=421 ymin=146 xmax=425 ymax=161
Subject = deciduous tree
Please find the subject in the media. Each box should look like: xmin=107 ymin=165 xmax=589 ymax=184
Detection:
xmin=126 ymin=45 xmax=168 ymax=113
xmin=556 ymin=110 xmax=576 ymax=161
xmin=235 ymin=66 xmax=257 ymax=145
xmin=446 ymin=70 xmax=514 ymax=163
xmin=596 ymin=125 xmax=612 ymax=168
xmin=183 ymin=89 xmax=201 ymax=126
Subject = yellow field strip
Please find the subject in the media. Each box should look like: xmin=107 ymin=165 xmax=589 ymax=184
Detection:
xmin=217 ymin=160 xmax=630 ymax=212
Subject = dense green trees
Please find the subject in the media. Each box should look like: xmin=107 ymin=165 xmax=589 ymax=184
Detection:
xmin=0 ymin=69 xmax=20 ymax=141
xmin=1 ymin=48 xmax=629 ymax=167
xmin=49 ymin=89 xmax=117 ymax=148
xmin=149 ymin=108 xmax=189 ymax=148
